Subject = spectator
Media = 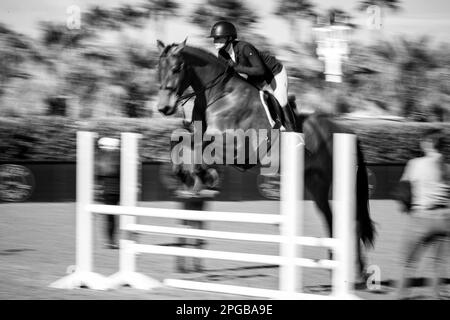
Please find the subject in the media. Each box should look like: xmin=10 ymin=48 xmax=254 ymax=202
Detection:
xmin=96 ymin=137 xmax=121 ymax=249
xmin=397 ymin=128 xmax=450 ymax=299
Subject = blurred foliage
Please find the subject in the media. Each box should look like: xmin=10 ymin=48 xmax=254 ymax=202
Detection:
xmin=274 ymin=0 xmax=316 ymax=44
xmin=275 ymin=0 xmax=316 ymax=17
xmin=142 ymin=0 xmax=179 ymax=17
xmin=0 ymin=1 xmax=448 ymax=122
xmin=0 ymin=117 xmax=181 ymax=162
xmin=0 ymin=117 xmax=449 ymax=164
xmin=335 ymin=120 xmax=450 ymax=163
xmin=191 ymin=0 xmax=259 ymax=32
xmin=40 ymin=22 xmax=95 ymax=48
xmin=324 ymin=8 xmax=357 ymax=29
xmin=282 ymin=37 xmax=450 ymax=121
xmin=357 ymin=0 xmax=402 ymax=12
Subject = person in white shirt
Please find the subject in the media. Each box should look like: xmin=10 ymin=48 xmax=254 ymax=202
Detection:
xmin=96 ymin=137 xmax=120 ymax=249
xmin=397 ymin=128 xmax=449 ymax=299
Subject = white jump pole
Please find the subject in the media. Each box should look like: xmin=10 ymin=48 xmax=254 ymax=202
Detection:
xmin=332 ymin=133 xmax=357 ymax=298
xmin=279 ymin=132 xmax=304 ymax=294
xmin=50 ymin=131 xmax=110 ymax=290
xmin=109 ymin=132 xmax=160 ymax=290
xmin=120 ymin=132 xmax=140 ymax=229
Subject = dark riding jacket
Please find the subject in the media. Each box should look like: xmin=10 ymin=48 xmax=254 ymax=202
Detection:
xmin=218 ymin=40 xmax=283 ymax=88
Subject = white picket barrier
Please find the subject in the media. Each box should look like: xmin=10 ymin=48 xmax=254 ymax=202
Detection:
xmin=50 ymin=131 xmax=359 ymax=299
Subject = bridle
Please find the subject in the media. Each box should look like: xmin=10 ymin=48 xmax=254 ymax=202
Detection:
xmin=160 ymin=58 xmax=231 ymax=107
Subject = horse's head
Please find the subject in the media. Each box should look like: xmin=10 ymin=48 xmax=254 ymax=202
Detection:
xmin=156 ymin=39 xmax=189 ymax=116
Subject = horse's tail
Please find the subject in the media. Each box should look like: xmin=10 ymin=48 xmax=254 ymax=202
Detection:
xmin=356 ymin=140 xmax=376 ymax=247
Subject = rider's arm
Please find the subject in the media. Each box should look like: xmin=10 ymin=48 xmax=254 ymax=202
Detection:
xmin=234 ymin=45 xmax=265 ymax=77
xmin=218 ymin=49 xmax=231 ymax=62
xmin=400 ymin=160 xmax=412 ymax=182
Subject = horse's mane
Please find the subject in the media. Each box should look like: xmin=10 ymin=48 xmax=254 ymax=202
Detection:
xmin=162 ymin=43 xmax=227 ymax=70
xmin=184 ymin=46 xmax=227 ymax=68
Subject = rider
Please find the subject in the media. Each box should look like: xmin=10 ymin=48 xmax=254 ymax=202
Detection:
xmin=209 ymin=20 xmax=295 ymax=130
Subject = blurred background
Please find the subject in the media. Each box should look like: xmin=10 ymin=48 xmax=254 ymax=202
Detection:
xmin=0 ymin=0 xmax=448 ymax=120
xmin=0 ymin=1 xmax=449 ymax=301
xmin=0 ymin=0 xmax=449 ymax=202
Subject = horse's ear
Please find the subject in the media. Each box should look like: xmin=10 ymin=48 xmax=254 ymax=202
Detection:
xmin=172 ymin=38 xmax=187 ymax=55
xmin=157 ymin=40 xmax=165 ymax=54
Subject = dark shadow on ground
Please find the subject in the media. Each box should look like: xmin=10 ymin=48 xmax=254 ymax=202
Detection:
xmin=0 ymin=248 xmax=36 ymax=256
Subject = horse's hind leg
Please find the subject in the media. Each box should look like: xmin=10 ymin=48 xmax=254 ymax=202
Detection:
xmin=305 ymin=169 xmax=334 ymax=269
xmin=356 ymin=231 xmax=367 ymax=281
xmin=305 ymin=170 xmax=333 ymax=237
xmin=306 ymin=170 xmax=367 ymax=282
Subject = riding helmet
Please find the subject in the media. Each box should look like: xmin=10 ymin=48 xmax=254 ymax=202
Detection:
xmin=209 ymin=21 xmax=237 ymax=39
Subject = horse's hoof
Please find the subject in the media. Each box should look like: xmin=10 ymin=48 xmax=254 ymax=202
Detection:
xmin=356 ymin=270 xmax=371 ymax=286
xmin=198 ymin=189 xmax=219 ymax=198
xmin=175 ymin=189 xmax=196 ymax=199
xmin=205 ymin=168 xmax=219 ymax=188
xmin=192 ymin=176 xmax=204 ymax=194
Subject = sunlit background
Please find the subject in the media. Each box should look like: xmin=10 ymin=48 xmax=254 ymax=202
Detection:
xmin=0 ymin=1 xmax=449 ymax=301
xmin=0 ymin=0 xmax=449 ymax=120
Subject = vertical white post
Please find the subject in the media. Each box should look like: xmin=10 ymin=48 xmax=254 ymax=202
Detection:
xmin=76 ymin=131 xmax=96 ymax=273
xmin=109 ymin=132 xmax=160 ymax=290
xmin=332 ymin=133 xmax=356 ymax=298
xmin=119 ymin=133 xmax=141 ymax=272
xmin=50 ymin=131 xmax=110 ymax=290
xmin=279 ymin=132 xmax=304 ymax=294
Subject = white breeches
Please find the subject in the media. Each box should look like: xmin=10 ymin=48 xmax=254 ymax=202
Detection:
xmin=263 ymin=66 xmax=288 ymax=107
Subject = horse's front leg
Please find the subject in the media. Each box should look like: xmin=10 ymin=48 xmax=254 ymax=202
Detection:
xmin=191 ymin=220 xmax=206 ymax=273
xmin=184 ymin=199 xmax=207 ymax=272
xmin=176 ymin=233 xmax=188 ymax=273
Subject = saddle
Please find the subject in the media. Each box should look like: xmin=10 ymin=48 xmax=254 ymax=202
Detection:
xmin=261 ymin=92 xmax=298 ymax=132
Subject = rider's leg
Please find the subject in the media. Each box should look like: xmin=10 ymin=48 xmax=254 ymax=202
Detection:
xmin=271 ymin=67 xmax=296 ymax=131
xmin=271 ymin=66 xmax=288 ymax=108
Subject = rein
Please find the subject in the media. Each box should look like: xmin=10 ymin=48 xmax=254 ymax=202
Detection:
xmin=177 ymin=65 xmax=231 ymax=106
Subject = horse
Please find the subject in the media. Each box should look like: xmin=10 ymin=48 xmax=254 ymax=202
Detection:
xmin=156 ymin=39 xmax=376 ymax=279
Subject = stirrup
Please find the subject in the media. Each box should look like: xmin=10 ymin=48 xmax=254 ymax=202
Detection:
xmin=272 ymin=119 xmax=286 ymax=131
xmin=272 ymin=119 xmax=281 ymax=129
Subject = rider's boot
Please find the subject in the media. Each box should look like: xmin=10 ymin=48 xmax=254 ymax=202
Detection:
xmin=272 ymin=118 xmax=283 ymax=130
xmin=281 ymin=104 xmax=297 ymax=132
